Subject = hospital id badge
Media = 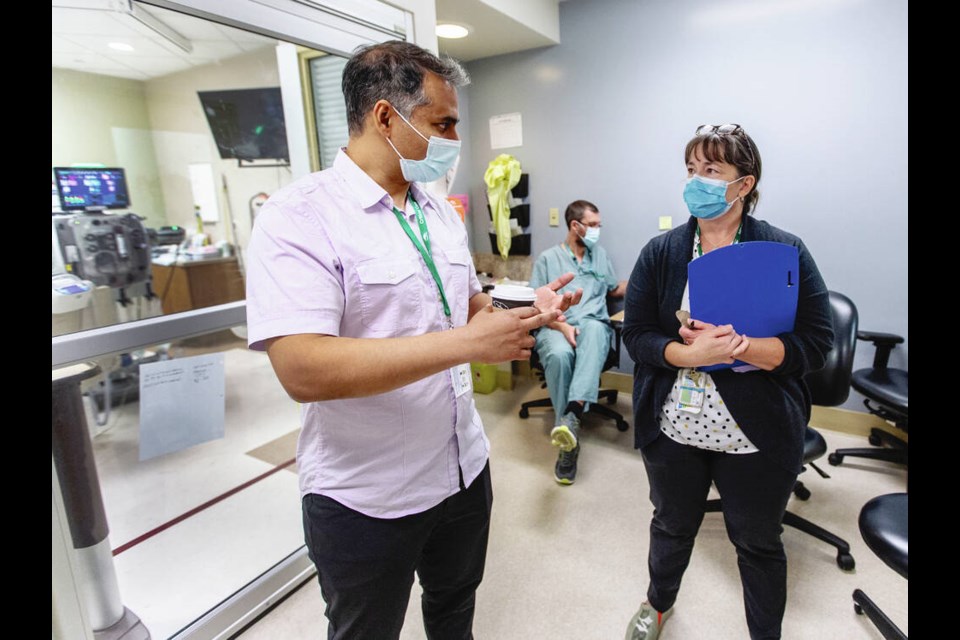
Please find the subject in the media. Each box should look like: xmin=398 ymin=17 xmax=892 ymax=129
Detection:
xmin=452 ymin=363 xmax=472 ymax=398
xmin=676 ymin=369 xmax=705 ymax=414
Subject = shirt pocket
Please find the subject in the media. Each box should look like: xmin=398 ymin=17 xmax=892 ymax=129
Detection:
xmin=355 ymin=258 xmax=423 ymax=333
xmin=438 ymin=247 xmax=473 ymax=324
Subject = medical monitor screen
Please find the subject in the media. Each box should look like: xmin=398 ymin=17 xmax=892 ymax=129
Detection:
xmin=197 ymin=87 xmax=289 ymax=161
xmin=54 ymin=167 xmax=130 ymax=211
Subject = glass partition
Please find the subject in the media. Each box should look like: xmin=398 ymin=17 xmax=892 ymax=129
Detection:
xmin=86 ymin=325 xmax=304 ymax=637
xmin=51 ymin=2 xmax=357 ymax=338
xmin=53 ymin=300 xmax=318 ymax=639
xmin=52 ymin=1 xmax=413 ymax=637
xmin=53 ymin=4 xmax=276 ymax=334
xmin=51 ymin=0 xmax=356 ymax=433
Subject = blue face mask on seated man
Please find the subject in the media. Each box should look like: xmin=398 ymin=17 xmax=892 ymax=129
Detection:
xmin=386 ymin=107 xmax=461 ymax=184
xmin=578 ymin=223 xmax=601 ymax=249
xmin=683 ymin=174 xmax=745 ymax=219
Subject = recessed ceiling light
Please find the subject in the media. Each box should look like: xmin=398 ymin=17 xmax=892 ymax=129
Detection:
xmin=436 ymin=23 xmax=469 ymax=39
xmin=108 ymin=42 xmax=135 ymax=52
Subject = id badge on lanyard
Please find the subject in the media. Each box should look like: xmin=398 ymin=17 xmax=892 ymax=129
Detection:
xmin=676 ymin=369 xmax=706 ymax=414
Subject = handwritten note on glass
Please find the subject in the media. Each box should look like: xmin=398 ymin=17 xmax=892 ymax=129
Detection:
xmin=139 ymin=353 xmax=225 ymax=461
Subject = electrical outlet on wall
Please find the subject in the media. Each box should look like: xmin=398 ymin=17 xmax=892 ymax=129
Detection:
xmin=549 ymin=207 xmax=559 ymax=226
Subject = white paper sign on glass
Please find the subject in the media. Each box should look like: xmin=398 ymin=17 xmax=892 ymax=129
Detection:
xmin=138 ymin=352 xmax=225 ymax=461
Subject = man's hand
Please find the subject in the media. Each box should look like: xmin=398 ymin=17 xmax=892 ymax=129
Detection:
xmin=548 ymin=321 xmax=579 ymax=347
xmin=543 ymin=320 xmax=579 ymax=347
xmin=534 ymin=272 xmax=583 ymax=323
xmin=466 ymin=304 xmax=560 ymax=363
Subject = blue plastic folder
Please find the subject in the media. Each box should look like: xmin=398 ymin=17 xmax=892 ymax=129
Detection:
xmin=688 ymin=241 xmax=799 ymax=372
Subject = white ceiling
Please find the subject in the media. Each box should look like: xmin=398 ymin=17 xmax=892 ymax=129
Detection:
xmin=51 ymin=2 xmax=276 ymax=81
xmin=51 ymin=1 xmax=562 ymax=82
xmin=435 ymin=0 xmax=560 ymax=62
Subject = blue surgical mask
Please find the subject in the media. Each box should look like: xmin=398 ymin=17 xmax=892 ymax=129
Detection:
xmin=577 ymin=222 xmax=601 ymax=249
xmin=386 ymin=107 xmax=461 ymax=183
xmin=683 ymin=174 xmax=745 ymax=219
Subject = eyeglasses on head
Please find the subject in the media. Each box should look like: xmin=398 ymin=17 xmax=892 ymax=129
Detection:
xmin=695 ymin=123 xmax=743 ymax=136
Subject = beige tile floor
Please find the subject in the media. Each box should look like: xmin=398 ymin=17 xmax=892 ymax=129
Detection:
xmin=235 ymin=380 xmax=908 ymax=640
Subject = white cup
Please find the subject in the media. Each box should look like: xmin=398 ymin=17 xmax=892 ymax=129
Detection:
xmin=490 ymin=284 xmax=536 ymax=310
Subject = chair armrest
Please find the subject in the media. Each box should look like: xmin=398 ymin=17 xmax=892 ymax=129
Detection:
xmin=605 ymin=320 xmax=623 ymax=370
xmin=856 ymin=330 xmax=904 ymax=370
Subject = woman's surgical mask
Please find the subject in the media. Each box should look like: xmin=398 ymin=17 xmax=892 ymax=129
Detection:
xmin=576 ymin=221 xmax=601 ymax=249
xmin=385 ymin=107 xmax=461 ymax=184
xmin=683 ymin=174 xmax=745 ymax=220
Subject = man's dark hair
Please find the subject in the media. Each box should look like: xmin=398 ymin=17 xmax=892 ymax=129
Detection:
xmin=342 ymin=40 xmax=469 ymax=136
xmin=565 ymin=200 xmax=599 ymax=229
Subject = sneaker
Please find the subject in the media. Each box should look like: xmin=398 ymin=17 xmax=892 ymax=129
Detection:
xmin=550 ymin=412 xmax=580 ymax=451
xmin=624 ymin=602 xmax=672 ymax=640
xmin=554 ymin=444 xmax=580 ymax=485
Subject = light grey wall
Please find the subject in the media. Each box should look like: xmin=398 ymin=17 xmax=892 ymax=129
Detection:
xmin=461 ymin=0 xmax=907 ymax=413
xmin=52 ymin=68 xmax=167 ymax=228
xmin=145 ymin=46 xmax=292 ymax=251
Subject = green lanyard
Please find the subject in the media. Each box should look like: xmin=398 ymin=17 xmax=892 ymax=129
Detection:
xmin=695 ymin=220 xmax=743 ymax=257
xmin=392 ymin=194 xmax=451 ymax=321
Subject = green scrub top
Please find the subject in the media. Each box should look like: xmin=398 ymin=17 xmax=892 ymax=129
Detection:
xmin=529 ymin=242 xmax=618 ymax=326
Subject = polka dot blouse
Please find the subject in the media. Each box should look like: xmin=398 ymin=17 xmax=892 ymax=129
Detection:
xmin=659 ymin=370 xmax=758 ymax=453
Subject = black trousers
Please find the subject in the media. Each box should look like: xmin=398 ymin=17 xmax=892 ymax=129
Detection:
xmin=302 ymin=462 xmax=493 ymax=640
xmin=640 ymin=435 xmax=798 ymax=640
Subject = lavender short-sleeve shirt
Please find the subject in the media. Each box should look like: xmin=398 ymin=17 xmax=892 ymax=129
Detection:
xmin=245 ymin=149 xmax=488 ymax=518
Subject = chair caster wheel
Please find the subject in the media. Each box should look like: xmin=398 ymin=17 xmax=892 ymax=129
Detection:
xmin=868 ymin=433 xmax=882 ymax=446
xmin=854 ymin=603 xmax=863 ymax=615
xmin=837 ymin=552 xmax=855 ymax=571
xmin=519 ymin=408 xmax=529 ymax=419
xmin=616 ymin=420 xmax=629 ymax=432
xmin=828 ymin=453 xmax=843 ymax=466
xmin=793 ymin=484 xmax=811 ymax=501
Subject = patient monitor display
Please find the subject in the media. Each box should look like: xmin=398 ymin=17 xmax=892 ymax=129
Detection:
xmin=52 ymin=166 xmax=150 ymax=287
xmin=54 ymin=167 xmax=130 ymax=211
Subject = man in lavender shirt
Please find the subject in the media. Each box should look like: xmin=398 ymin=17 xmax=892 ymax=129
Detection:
xmin=245 ymin=41 xmax=581 ymax=639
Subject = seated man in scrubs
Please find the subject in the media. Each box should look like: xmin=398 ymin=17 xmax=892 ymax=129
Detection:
xmin=530 ymin=199 xmax=627 ymax=485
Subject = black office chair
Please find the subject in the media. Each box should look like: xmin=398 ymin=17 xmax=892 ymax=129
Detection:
xmin=828 ymin=330 xmax=908 ymax=467
xmin=853 ymin=492 xmax=908 ymax=639
xmin=518 ymin=303 xmax=629 ymax=432
xmin=706 ymin=290 xmax=858 ymax=570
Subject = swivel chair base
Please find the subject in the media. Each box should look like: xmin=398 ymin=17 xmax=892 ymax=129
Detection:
xmin=723 ymin=422 xmax=856 ymax=571
xmin=853 ymin=588 xmax=907 ymax=640
xmin=518 ymin=388 xmax=629 ymax=432
xmin=704 ymin=489 xmax=856 ymax=571
xmin=828 ymin=428 xmax=907 ymax=466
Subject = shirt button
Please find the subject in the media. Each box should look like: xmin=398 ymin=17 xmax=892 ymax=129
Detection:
xmin=388 ymin=271 xmax=396 ymax=279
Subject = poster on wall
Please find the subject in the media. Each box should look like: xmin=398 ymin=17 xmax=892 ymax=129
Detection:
xmin=490 ymin=112 xmax=523 ymax=150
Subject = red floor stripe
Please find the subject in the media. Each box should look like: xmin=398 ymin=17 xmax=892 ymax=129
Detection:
xmin=112 ymin=457 xmax=296 ymax=556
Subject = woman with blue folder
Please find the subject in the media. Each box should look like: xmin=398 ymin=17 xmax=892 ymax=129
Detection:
xmin=620 ymin=124 xmax=834 ymax=640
